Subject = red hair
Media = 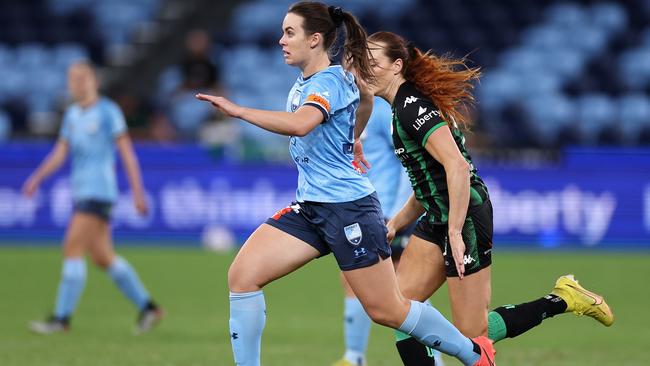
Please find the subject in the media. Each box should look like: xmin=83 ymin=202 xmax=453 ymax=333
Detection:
xmin=368 ymin=31 xmax=480 ymax=130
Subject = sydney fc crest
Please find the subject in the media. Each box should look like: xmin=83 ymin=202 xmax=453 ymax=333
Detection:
xmin=344 ymin=223 xmax=363 ymax=245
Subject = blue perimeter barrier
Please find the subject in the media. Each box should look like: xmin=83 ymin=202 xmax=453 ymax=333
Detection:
xmin=1 ymin=143 xmax=648 ymax=249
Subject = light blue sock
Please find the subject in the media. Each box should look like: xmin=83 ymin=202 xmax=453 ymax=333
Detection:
xmin=398 ymin=300 xmax=479 ymax=366
xmin=343 ymin=297 xmax=371 ymax=364
xmin=230 ymin=290 xmax=266 ymax=366
xmin=54 ymin=258 xmax=86 ymax=319
xmin=107 ymin=256 xmax=150 ymax=310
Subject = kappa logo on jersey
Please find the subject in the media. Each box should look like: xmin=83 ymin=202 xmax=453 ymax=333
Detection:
xmin=344 ymin=223 xmax=363 ymax=245
xmin=305 ymin=93 xmax=331 ymax=113
xmin=403 ymin=96 xmax=418 ymax=108
xmin=418 ymin=106 xmax=427 ymax=116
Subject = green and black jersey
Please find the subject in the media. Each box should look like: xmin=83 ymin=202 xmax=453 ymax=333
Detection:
xmin=391 ymin=81 xmax=488 ymax=224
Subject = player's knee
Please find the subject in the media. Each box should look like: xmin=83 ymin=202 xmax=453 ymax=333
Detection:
xmin=90 ymin=253 xmax=112 ymax=269
xmin=364 ymin=303 xmax=401 ymax=328
xmin=227 ymin=263 xmax=262 ymax=293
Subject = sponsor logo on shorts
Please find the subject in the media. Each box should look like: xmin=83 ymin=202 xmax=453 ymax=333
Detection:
xmin=463 ymin=255 xmax=476 ymax=265
xmin=344 ymin=223 xmax=363 ymax=245
xmin=353 ymin=247 xmax=368 ymax=258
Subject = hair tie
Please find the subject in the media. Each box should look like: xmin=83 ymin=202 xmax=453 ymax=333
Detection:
xmin=406 ymin=41 xmax=417 ymax=58
xmin=328 ymin=6 xmax=344 ymax=27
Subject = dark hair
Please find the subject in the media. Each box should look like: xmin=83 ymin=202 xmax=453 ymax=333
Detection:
xmin=368 ymin=31 xmax=481 ymax=130
xmin=288 ymin=1 xmax=374 ymax=83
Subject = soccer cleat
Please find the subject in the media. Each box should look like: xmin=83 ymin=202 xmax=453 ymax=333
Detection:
xmin=29 ymin=316 xmax=69 ymax=334
xmin=471 ymin=336 xmax=496 ymax=366
xmin=551 ymin=274 xmax=614 ymax=327
xmin=332 ymin=358 xmax=365 ymax=366
xmin=134 ymin=302 xmax=164 ymax=335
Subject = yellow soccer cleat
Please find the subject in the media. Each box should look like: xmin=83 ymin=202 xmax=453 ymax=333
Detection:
xmin=332 ymin=358 xmax=365 ymax=366
xmin=551 ymin=274 xmax=614 ymax=327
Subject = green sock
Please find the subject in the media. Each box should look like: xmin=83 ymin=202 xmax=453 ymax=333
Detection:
xmin=488 ymin=310 xmax=508 ymax=343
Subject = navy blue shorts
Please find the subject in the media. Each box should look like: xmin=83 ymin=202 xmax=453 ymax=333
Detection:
xmin=265 ymin=193 xmax=392 ymax=271
xmin=74 ymin=200 xmax=113 ymax=222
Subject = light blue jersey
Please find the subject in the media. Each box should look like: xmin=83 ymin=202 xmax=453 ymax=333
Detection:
xmin=361 ymin=97 xmax=412 ymax=218
xmin=59 ymin=97 xmax=127 ymax=203
xmin=287 ymin=65 xmax=374 ymax=203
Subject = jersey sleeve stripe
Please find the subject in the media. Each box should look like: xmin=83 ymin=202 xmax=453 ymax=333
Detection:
xmin=302 ymin=102 xmax=330 ymax=121
xmin=420 ymin=121 xmax=448 ymax=146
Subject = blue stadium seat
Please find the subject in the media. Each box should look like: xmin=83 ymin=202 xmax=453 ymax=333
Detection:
xmin=53 ymin=43 xmax=89 ymax=69
xmin=591 ymin=2 xmax=628 ymax=35
xmin=0 ymin=44 xmax=13 ymax=66
xmin=546 ymin=3 xmax=587 ymax=27
xmin=619 ymin=94 xmax=650 ymax=142
xmin=523 ymin=94 xmax=574 ymax=145
xmin=168 ymin=92 xmax=214 ymax=138
xmin=576 ymin=94 xmax=617 ymax=143
xmin=15 ymin=43 xmax=49 ymax=70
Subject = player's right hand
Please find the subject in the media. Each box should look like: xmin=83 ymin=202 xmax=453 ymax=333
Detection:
xmin=133 ymin=192 xmax=149 ymax=216
xmin=22 ymin=177 xmax=39 ymax=197
xmin=385 ymin=220 xmax=397 ymax=243
xmin=196 ymin=93 xmax=244 ymax=118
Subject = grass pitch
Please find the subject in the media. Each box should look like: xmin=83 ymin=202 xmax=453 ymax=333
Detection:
xmin=0 ymin=246 xmax=648 ymax=365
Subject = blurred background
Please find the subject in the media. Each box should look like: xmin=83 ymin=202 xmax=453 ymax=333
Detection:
xmin=1 ymin=0 xmax=648 ymax=248
xmin=0 ymin=0 xmax=649 ymax=365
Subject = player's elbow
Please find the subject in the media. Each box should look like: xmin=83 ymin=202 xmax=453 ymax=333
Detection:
xmin=446 ymin=158 xmax=470 ymax=176
xmin=292 ymin=126 xmax=310 ymax=137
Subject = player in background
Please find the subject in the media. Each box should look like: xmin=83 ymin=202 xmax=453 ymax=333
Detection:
xmin=333 ymin=97 xmax=444 ymax=366
xmin=196 ymin=2 xmax=495 ymax=366
xmin=23 ymin=62 xmax=163 ymax=334
xmin=336 ymin=101 xmax=613 ymax=366
xmin=366 ymin=31 xmax=613 ymax=365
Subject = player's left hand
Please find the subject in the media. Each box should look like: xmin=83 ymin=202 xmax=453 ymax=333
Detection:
xmin=196 ymin=93 xmax=244 ymax=118
xmin=352 ymin=139 xmax=371 ymax=174
xmin=133 ymin=192 xmax=148 ymax=216
xmin=449 ymin=232 xmax=466 ymax=279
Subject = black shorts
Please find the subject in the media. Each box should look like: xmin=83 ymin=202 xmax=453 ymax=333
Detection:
xmin=265 ymin=193 xmax=392 ymax=271
xmin=74 ymin=199 xmax=113 ymax=222
xmin=413 ymin=199 xmax=493 ymax=277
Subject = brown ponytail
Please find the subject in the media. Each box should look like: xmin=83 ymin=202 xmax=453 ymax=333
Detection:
xmin=369 ymin=31 xmax=481 ymax=130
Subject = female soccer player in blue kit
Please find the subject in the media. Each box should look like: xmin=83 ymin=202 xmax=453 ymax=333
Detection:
xmin=196 ymin=2 xmax=495 ymax=366
xmin=24 ymin=62 xmax=162 ymax=334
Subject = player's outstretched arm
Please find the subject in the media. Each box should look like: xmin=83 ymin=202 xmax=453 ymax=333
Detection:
xmin=196 ymin=93 xmax=324 ymax=137
xmin=22 ymin=139 xmax=69 ymax=197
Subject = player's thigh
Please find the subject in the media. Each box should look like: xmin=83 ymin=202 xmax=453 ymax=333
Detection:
xmin=340 ymin=272 xmax=356 ymax=298
xmin=342 ymin=257 xmax=409 ymax=328
xmin=87 ymin=222 xmax=115 ymax=269
xmin=397 ymin=235 xmax=447 ymax=301
xmin=63 ymin=212 xmax=105 ymax=257
xmin=228 ymin=223 xmax=321 ymax=292
xmin=447 ymin=266 xmax=492 ymax=337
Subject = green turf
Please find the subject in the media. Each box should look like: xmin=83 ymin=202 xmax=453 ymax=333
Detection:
xmin=0 ymin=246 xmax=648 ymax=365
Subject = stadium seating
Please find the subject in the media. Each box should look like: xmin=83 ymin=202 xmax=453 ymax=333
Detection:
xmin=0 ymin=0 xmax=161 ymax=137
